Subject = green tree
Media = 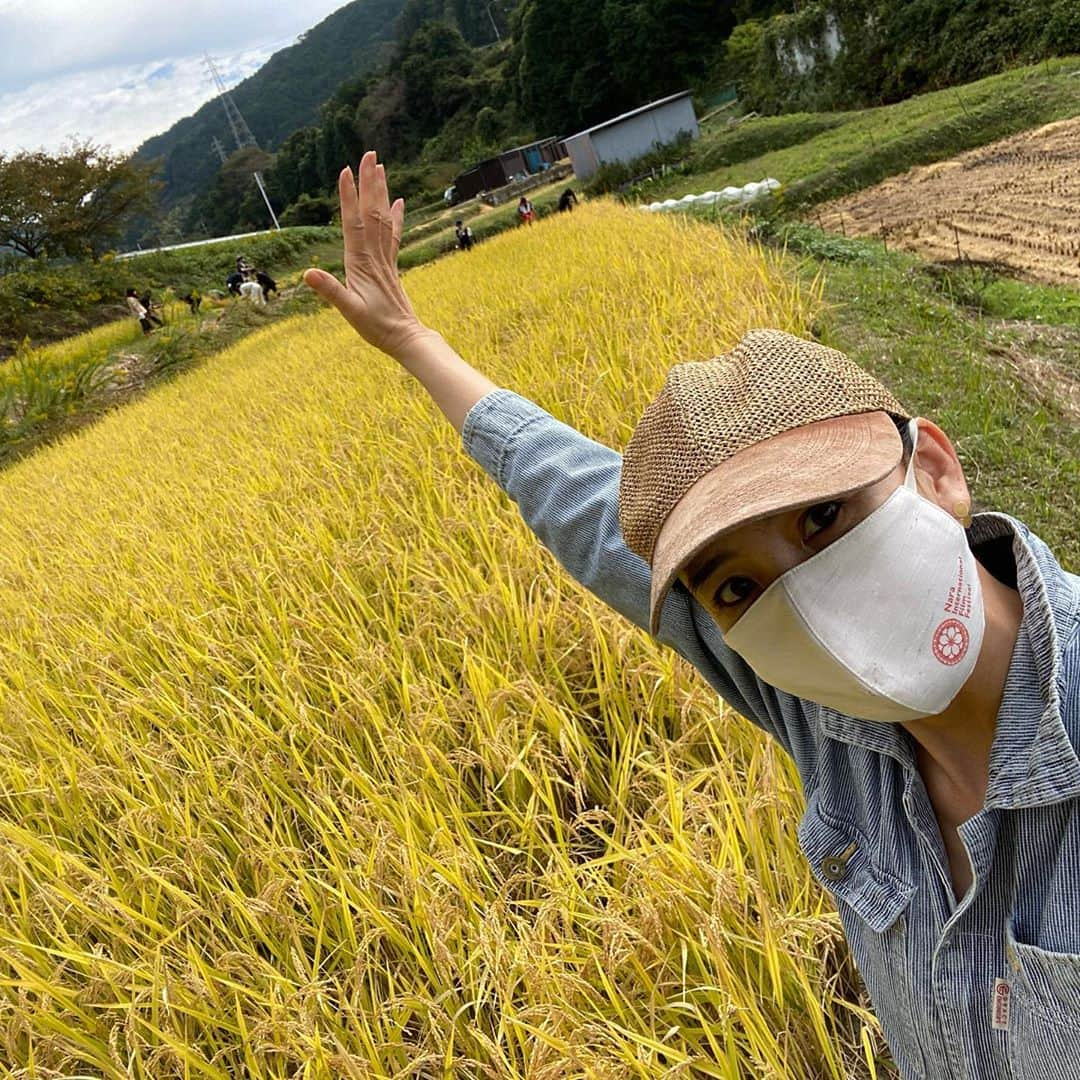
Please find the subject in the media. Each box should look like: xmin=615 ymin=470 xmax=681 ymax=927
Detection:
xmin=188 ymin=147 xmax=275 ymax=236
xmin=399 ymin=22 xmax=477 ymax=139
xmin=517 ymin=0 xmax=622 ymax=133
xmin=0 ymin=141 xmax=158 ymax=259
xmin=280 ymin=193 xmax=336 ymax=226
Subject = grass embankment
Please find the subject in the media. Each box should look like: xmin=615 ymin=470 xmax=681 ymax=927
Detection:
xmin=640 ymin=56 xmax=1080 ymax=210
xmin=0 ymin=226 xmax=335 ymax=357
xmin=0 ymin=285 xmax=325 ymax=468
xmin=0 ymin=204 xmax=889 ymax=1077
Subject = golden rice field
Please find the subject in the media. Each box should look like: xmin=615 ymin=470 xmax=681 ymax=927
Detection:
xmin=0 ymin=203 xmax=890 ymax=1077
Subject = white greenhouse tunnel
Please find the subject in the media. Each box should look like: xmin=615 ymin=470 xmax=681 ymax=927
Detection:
xmin=640 ymin=178 xmax=782 ymax=212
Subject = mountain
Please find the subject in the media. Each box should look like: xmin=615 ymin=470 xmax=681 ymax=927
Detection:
xmin=133 ymin=0 xmax=407 ymax=212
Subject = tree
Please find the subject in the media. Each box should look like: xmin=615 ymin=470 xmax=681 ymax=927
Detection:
xmin=399 ymin=22 xmax=477 ymax=139
xmin=280 ymin=192 xmax=336 ymax=226
xmin=0 ymin=141 xmax=158 ymax=259
xmin=187 ymin=147 xmax=275 ymax=236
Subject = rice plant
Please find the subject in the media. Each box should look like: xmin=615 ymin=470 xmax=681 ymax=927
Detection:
xmin=0 ymin=204 xmax=891 ymax=1077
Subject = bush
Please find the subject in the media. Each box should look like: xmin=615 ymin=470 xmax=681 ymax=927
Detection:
xmin=279 ymin=194 xmax=336 ymax=227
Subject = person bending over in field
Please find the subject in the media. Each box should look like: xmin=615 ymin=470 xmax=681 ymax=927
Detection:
xmin=255 ymin=269 xmax=277 ymax=303
xmin=304 ymin=151 xmax=1080 ymax=1080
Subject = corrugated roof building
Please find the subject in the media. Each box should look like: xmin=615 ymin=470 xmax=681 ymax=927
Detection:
xmin=562 ymin=91 xmax=700 ymax=182
xmin=451 ymin=137 xmax=565 ymax=202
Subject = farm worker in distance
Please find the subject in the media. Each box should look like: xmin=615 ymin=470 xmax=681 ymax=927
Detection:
xmin=303 ymin=151 xmax=1080 ymax=1080
xmin=517 ymin=195 xmax=535 ymax=224
xmin=255 ymin=269 xmax=277 ymax=302
xmin=455 ymin=219 xmax=474 ymax=251
xmin=140 ymin=289 xmax=165 ymax=330
xmin=125 ymin=288 xmax=155 ymax=334
xmin=558 ymin=188 xmax=578 ymax=212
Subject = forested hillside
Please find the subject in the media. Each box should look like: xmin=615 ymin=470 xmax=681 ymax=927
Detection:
xmin=131 ymin=0 xmax=406 ymax=219
xmin=138 ymin=0 xmax=1078 ymax=242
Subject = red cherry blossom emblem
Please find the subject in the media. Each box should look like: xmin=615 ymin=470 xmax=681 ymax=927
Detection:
xmin=932 ymin=619 xmax=969 ymax=666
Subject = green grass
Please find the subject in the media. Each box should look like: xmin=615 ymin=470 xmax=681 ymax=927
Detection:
xmin=636 ymin=56 xmax=1080 ymax=210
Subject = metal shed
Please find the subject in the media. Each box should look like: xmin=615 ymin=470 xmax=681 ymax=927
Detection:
xmin=451 ymin=136 xmax=565 ymax=202
xmin=562 ymin=91 xmax=700 ymax=182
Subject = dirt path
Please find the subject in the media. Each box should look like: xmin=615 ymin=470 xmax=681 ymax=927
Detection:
xmin=817 ymin=117 xmax=1080 ymax=285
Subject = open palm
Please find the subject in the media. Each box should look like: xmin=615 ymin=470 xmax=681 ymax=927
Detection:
xmin=303 ymin=150 xmax=427 ymax=360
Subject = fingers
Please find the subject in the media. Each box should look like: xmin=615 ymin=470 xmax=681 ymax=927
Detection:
xmin=358 ymin=150 xmax=382 ymax=220
xmin=303 ymin=267 xmax=353 ymax=315
xmin=339 ymin=166 xmax=358 ymax=231
xmin=374 ymin=162 xmax=390 ymax=213
xmin=338 ymin=150 xmax=400 ymax=268
xmin=390 ymin=198 xmax=404 ymax=258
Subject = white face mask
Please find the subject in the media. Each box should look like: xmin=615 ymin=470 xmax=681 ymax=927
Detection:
xmin=723 ymin=422 xmax=984 ymax=723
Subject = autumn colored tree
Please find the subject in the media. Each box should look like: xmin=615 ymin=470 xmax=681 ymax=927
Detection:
xmin=0 ymin=141 xmax=159 ymax=259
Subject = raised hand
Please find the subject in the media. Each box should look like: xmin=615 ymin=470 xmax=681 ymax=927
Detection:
xmin=303 ymin=150 xmax=429 ymax=361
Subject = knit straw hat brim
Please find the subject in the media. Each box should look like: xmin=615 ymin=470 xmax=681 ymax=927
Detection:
xmin=648 ymin=411 xmax=904 ymax=635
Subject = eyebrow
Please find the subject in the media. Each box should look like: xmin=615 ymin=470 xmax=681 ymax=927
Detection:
xmin=687 ymin=549 xmax=735 ymax=590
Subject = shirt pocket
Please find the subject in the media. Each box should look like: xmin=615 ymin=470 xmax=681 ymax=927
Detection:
xmin=798 ymin=799 xmax=924 ymax=1077
xmin=1006 ymin=922 xmax=1080 ymax=1080
xmin=798 ymin=798 xmax=916 ymax=932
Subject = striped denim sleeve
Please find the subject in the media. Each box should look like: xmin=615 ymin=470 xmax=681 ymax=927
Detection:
xmin=461 ymin=389 xmax=797 ymax=745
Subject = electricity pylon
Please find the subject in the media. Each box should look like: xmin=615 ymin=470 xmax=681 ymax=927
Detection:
xmin=203 ymin=53 xmax=280 ymax=231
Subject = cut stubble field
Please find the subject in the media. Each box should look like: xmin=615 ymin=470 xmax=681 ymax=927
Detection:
xmin=818 ymin=116 xmax=1080 ymax=285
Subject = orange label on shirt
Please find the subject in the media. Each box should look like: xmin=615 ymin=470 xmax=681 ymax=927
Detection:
xmin=991 ymin=978 xmax=1011 ymax=1031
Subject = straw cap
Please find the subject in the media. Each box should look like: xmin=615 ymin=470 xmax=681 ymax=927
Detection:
xmin=618 ymin=329 xmax=910 ymax=634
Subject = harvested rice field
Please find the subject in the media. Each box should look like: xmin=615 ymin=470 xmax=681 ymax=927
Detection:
xmin=817 ymin=117 xmax=1080 ymax=284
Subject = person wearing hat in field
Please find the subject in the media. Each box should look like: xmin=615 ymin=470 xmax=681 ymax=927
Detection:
xmin=304 ymin=152 xmax=1080 ymax=1079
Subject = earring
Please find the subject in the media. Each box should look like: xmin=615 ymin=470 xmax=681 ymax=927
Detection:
xmin=954 ymin=500 xmax=972 ymax=529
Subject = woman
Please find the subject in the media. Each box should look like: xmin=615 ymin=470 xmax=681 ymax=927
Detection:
xmin=517 ymin=195 xmax=536 ymax=224
xmin=304 ymin=151 xmax=1080 ymax=1079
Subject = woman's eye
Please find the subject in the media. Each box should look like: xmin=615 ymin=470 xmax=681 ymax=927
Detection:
xmin=803 ymin=501 xmax=842 ymax=541
xmin=715 ymin=576 xmax=758 ymax=607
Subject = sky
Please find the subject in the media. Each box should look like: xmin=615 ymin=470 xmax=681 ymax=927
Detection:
xmin=0 ymin=0 xmax=351 ymax=156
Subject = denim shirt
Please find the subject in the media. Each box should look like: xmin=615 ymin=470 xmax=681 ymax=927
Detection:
xmin=462 ymin=389 xmax=1080 ymax=1080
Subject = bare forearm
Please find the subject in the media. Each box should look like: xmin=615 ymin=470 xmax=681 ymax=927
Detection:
xmin=393 ymin=328 xmax=498 ymax=434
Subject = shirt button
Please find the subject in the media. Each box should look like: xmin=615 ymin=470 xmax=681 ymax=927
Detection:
xmin=821 ymin=842 xmax=857 ymax=882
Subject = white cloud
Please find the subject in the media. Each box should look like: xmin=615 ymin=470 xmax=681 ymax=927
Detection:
xmin=0 ymin=1 xmax=349 ymax=92
xmin=0 ymin=1 xmax=352 ymax=154
xmin=0 ymin=46 xmax=276 ymax=154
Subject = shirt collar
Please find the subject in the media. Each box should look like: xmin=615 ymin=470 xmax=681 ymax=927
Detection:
xmin=819 ymin=512 xmax=1080 ymax=807
xmin=977 ymin=513 xmax=1080 ymax=810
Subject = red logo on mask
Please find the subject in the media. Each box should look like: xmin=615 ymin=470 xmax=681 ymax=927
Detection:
xmin=932 ymin=619 xmax=969 ymax=665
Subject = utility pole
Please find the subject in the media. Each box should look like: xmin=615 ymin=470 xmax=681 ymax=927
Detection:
xmin=486 ymin=2 xmax=501 ymax=42
xmin=210 ymin=136 xmax=228 ymax=165
xmin=203 ymin=53 xmax=281 ymax=231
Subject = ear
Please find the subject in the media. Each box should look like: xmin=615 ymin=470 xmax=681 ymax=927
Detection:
xmin=910 ymin=418 xmax=971 ymax=517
